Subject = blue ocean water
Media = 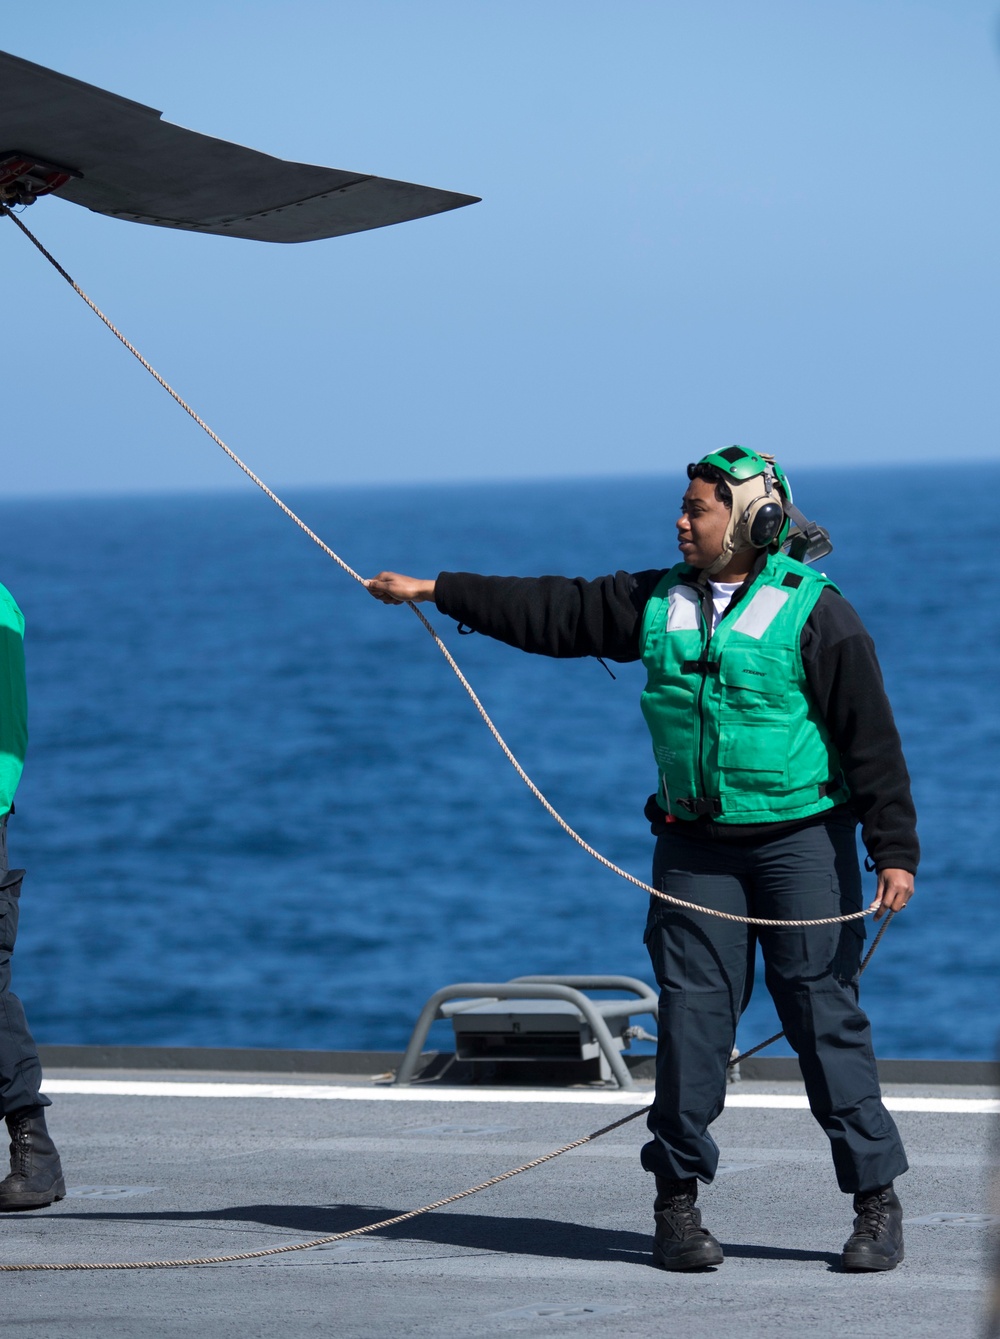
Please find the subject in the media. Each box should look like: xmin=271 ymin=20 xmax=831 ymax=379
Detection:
xmin=0 ymin=468 xmax=995 ymax=1059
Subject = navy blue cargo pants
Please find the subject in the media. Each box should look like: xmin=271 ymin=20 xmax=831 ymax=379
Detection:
xmin=640 ymin=810 xmax=907 ymax=1195
xmin=0 ymin=815 xmax=49 ymax=1116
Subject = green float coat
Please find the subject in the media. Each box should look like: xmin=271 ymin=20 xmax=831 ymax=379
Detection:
xmin=0 ymin=583 xmax=27 ymax=819
xmin=639 ymin=552 xmax=850 ymax=824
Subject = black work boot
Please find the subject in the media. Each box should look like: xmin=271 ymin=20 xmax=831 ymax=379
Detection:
xmin=0 ymin=1106 xmax=66 ymax=1211
xmin=652 ymin=1176 xmax=724 ymax=1271
xmin=841 ymin=1183 xmax=904 ymax=1271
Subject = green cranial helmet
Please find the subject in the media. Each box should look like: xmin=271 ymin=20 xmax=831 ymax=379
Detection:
xmin=697 ymin=444 xmax=792 ymax=498
xmin=688 ymin=445 xmax=832 ymax=574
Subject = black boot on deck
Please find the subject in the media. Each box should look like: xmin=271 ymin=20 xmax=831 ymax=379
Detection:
xmin=841 ymin=1184 xmax=904 ymax=1272
xmin=0 ymin=1106 xmax=66 ymax=1211
xmin=652 ymin=1176 xmax=724 ymax=1271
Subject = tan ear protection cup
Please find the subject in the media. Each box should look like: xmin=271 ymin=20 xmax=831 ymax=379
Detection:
xmin=742 ymin=493 xmax=786 ymax=548
xmin=703 ymin=472 xmax=787 ymax=577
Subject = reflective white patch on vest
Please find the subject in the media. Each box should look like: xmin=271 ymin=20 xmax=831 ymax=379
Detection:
xmin=730 ymin=586 xmax=789 ymax=639
xmin=666 ymin=585 xmax=701 ymax=632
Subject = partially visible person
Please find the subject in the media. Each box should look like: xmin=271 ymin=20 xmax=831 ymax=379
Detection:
xmin=0 ymin=581 xmax=64 ymax=1211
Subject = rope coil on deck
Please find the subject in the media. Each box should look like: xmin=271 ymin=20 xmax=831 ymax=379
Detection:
xmin=1 ymin=206 xmax=879 ymax=933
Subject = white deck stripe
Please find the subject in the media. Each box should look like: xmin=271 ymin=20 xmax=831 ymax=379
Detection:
xmin=728 ymin=1094 xmax=999 ymax=1114
xmin=39 ymin=1079 xmax=1000 ymax=1114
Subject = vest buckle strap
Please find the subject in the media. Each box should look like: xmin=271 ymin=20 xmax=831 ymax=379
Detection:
xmin=818 ymin=772 xmax=846 ymax=798
xmin=677 ymin=796 xmax=723 ymax=816
xmin=680 ymin=659 xmax=720 ymax=676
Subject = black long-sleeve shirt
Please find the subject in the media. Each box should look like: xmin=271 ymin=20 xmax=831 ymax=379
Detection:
xmin=435 ymin=560 xmax=919 ymax=873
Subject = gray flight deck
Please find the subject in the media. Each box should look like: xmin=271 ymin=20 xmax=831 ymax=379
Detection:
xmin=3 ymin=1050 xmax=997 ymax=1339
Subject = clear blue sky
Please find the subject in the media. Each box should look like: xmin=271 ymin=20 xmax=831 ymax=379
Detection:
xmin=4 ymin=1 xmax=999 ymax=496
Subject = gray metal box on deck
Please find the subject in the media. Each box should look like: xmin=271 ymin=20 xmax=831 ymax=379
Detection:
xmin=394 ymin=975 xmax=659 ymax=1088
xmin=451 ymin=999 xmax=635 ymax=1067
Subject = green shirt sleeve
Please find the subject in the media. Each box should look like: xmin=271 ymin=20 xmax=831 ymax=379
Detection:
xmin=0 ymin=584 xmax=27 ymax=817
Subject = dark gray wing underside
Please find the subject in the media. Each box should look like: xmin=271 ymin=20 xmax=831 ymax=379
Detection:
xmin=0 ymin=50 xmax=479 ymax=243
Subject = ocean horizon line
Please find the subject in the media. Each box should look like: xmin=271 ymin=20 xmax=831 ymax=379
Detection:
xmin=0 ymin=454 xmax=988 ymax=507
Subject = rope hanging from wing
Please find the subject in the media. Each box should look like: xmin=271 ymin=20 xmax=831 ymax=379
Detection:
xmin=0 ymin=204 xmax=899 ymax=1278
xmin=2 ymin=205 xmax=879 ymax=931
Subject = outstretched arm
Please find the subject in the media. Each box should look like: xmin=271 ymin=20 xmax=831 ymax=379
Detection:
xmin=369 ymin=567 xmax=668 ymax=662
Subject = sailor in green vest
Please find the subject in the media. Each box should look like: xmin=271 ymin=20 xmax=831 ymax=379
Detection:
xmin=0 ymin=583 xmax=65 ymax=1211
xmin=368 ymin=446 xmax=917 ymax=1273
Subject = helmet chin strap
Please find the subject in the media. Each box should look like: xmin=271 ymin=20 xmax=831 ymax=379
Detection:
xmin=700 ymin=473 xmax=774 ymax=579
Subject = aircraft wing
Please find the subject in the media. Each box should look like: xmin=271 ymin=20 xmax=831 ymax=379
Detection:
xmin=0 ymin=50 xmax=479 ymax=243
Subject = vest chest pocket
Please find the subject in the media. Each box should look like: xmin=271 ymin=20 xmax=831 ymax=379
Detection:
xmin=717 ymin=646 xmax=791 ymax=784
xmin=718 ymin=646 xmax=790 ymax=711
xmin=719 ymin=721 xmax=789 ymax=781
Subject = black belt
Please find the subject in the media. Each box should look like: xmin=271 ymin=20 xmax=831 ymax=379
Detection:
xmin=676 ymin=796 xmax=723 ymax=817
xmin=678 ymin=781 xmax=844 ymax=816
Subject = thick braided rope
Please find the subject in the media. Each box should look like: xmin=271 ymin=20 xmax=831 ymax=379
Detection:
xmin=402 ymin=603 xmax=872 ymax=929
xmin=0 ymin=1104 xmax=649 ymax=1272
xmin=2 ymin=206 xmax=874 ymax=931
xmin=2 ymin=208 xmax=367 ymax=588
xmin=729 ymin=910 xmax=894 ymax=1064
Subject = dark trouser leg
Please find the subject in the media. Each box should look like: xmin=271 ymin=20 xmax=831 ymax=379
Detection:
xmin=0 ymin=818 xmax=49 ymax=1117
xmin=641 ymin=833 xmax=755 ymax=1184
xmin=752 ymin=815 xmax=907 ymax=1194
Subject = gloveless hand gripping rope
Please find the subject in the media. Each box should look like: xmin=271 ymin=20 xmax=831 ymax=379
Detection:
xmin=2 ymin=203 xmax=876 ymax=934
